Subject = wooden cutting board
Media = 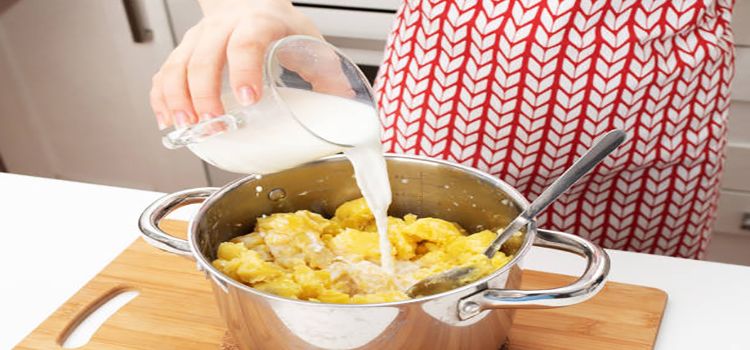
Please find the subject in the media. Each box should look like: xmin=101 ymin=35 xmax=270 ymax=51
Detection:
xmin=15 ymin=220 xmax=667 ymax=350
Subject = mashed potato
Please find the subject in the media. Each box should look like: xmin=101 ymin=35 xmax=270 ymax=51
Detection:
xmin=212 ymin=198 xmax=522 ymax=303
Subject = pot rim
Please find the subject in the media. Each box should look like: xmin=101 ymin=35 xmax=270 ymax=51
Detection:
xmin=189 ymin=153 xmax=537 ymax=307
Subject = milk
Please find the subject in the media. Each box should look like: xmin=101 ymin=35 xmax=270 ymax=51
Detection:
xmin=189 ymin=88 xmax=395 ymax=272
xmin=344 ymin=144 xmax=395 ymax=273
xmin=189 ymin=88 xmax=378 ymax=174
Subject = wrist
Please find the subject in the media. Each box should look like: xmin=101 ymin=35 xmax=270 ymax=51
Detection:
xmin=197 ymin=0 xmax=239 ymax=15
xmin=197 ymin=0 xmax=291 ymax=15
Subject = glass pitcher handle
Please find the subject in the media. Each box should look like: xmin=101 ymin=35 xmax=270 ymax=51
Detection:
xmin=162 ymin=114 xmax=242 ymax=149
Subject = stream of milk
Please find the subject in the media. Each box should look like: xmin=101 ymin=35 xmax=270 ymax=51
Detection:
xmin=281 ymin=88 xmax=395 ymax=273
xmin=343 ymin=144 xmax=394 ymax=273
xmin=189 ymin=88 xmax=395 ymax=272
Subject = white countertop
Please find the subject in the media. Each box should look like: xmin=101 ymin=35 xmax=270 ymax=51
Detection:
xmin=1 ymin=172 xmax=749 ymax=349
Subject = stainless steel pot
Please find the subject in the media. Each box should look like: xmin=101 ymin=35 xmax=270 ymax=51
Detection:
xmin=139 ymin=154 xmax=609 ymax=350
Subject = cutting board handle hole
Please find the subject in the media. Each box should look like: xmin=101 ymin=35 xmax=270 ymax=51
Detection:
xmin=58 ymin=287 xmax=140 ymax=348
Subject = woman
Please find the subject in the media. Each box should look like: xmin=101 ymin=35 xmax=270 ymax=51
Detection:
xmin=150 ymin=0 xmax=734 ymax=259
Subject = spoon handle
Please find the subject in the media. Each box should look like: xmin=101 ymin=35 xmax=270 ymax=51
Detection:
xmin=483 ymin=129 xmax=627 ymax=258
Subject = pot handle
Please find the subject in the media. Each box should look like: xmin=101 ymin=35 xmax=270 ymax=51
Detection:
xmin=138 ymin=187 xmax=219 ymax=259
xmin=457 ymin=229 xmax=610 ymax=320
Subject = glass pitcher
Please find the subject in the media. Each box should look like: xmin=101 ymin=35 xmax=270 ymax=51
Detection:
xmin=162 ymin=35 xmax=381 ymax=175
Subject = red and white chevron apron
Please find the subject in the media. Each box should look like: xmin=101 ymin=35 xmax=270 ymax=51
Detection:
xmin=375 ymin=0 xmax=734 ymax=259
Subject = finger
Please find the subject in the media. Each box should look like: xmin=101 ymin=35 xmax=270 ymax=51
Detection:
xmin=187 ymin=20 xmax=233 ymax=121
xmin=162 ymin=26 xmax=201 ymax=127
xmin=226 ymin=22 xmax=281 ymax=106
xmin=150 ymin=72 xmax=171 ymax=129
xmin=276 ymin=38 xmax=355 ymax=99
xmin=306 ymin=55 xmax=356 ymax=99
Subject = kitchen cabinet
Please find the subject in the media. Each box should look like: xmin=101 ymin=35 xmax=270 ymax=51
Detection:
xmin=701 ymin=1 xmax=750 ymax=263
xmin=733 ymin=0 xmax=750 ymax=47
xmin=0 ymin=0 xmax=207 ymax=192
xmin=732 ymin=47 xmax=750 ymax=102
xmin=712 ymin=100 xmax=750 ymax=265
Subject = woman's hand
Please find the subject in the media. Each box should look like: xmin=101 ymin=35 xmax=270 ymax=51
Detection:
xmin=150 ymin=0 xmax=322 ymax=129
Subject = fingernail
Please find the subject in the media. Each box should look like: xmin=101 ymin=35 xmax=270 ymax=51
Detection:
xmin=238 ymin=86 xmax=257 ymax=106
xmin=156 ymin=112 xmax=167 ymax=130
xmin=199 ymin=113 xmax=215 ymax=122
xmin=173 ymin=111 xmax=190 ymax=128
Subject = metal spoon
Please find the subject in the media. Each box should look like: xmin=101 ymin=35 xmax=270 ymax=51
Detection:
xmin=406 ymin=129 xmax=627 ymax=298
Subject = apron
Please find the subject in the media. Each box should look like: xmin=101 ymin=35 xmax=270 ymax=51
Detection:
xmin=375 ymin=0 xmax=734 ymax=258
